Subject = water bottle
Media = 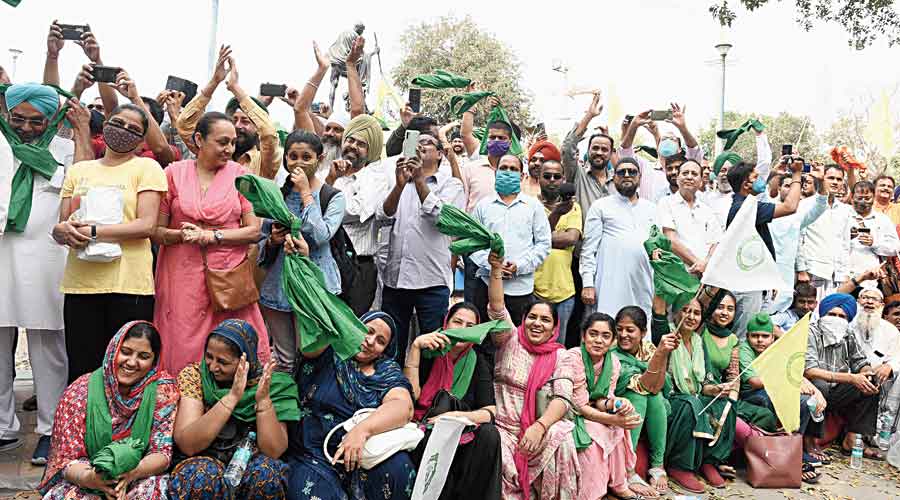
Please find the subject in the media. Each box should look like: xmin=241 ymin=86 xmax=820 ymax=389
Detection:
xmin=608 ymin=400 xmax=623 ymax=414
xmin=850 ymin=434 xmax=864 ymax=470
xmin=879 ymin=415 xmax=893 ymax=452
xmin=807 ymin=396 xmax=824 ymax=423
xmin=224 ymin=431 xmax=256 ymax=488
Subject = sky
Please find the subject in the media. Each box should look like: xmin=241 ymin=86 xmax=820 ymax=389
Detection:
xmin=2 ymin=0 xmax=899 ymax=143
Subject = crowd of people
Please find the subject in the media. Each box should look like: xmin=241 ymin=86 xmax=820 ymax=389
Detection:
xmin=3 ymin=19 xmax=900 ymax=500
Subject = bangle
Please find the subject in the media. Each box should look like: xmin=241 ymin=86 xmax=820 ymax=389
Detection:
xmin=405 ymin=364 xmax=419 ymax=369
xmin=646 ymin=368 xmax=660 ymax=374
xmin=305 ymin=81 xmax=319 ymax=90
xmin=256 ymin=402 xmax=273 ymax=413
xmin=490 ymin=273 xmax=503 ymax=279
xmin=534 ymin=420 xmax=548 ymax=434
xmin=791 ymin=180 xmax=801 ymax=186
xmin=219 ymin=399 xmax=234 ymax=412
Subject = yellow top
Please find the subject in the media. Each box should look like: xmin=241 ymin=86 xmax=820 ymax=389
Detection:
xmin=534 ymin=202 xmax=582 ymax=303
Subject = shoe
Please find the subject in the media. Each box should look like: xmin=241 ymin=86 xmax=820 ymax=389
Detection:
xmin=22 ymin=395 xmax=37 ymax=412
xmin=0 ymin=437 xmax=22 ymax=453
xmin=700 ymin=463 xmax=726 ymax=488
xmin=31 ymin=435 xmax=51 ymax=465
xmin=666 ymin=467 xmax=706 ymax=494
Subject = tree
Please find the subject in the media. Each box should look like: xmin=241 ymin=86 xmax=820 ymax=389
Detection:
xmin=699 ymin=111 xmax=821 ymax=163
xmin=710 ymin=0 xmax=900 ymax=49
xmin=391 ymin=15 xmax=533 ymax=127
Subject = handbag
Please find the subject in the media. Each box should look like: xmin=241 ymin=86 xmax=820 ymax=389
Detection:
xmin=535 ymin=377 xmax=580 ymax=421
xmin=743 ymin=426 xmax=802 ymax=488
xmin=324 ymin=408 xmax=425 ymax=470
xmin=201 ymin=245 xmax=260 ymax=312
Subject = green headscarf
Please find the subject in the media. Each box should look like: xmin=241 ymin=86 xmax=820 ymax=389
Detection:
xmin=712 ymin=151 xmax=742 ymax=176
xmin=478 ymin=104 xmax=523 ymax=156
xmin=717 ymin=118 xmax=764 ymax=151
xmin=573 ymin=345 xmax=613 ymax=450
xmin=411 ymin=70 xmax=471 ymax=89
xmin=746 ymin=312 xmax=773 ymax=334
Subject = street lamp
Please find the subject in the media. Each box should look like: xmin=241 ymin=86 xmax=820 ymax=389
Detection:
xmin=207 ymin=0 xmax=220 ymax=80
xmin=8 ymin=48 xmax=22 ymax=80
xmin=715 ymin=42 xmax=732 ymax=154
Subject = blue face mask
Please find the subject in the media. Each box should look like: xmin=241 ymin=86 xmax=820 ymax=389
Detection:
xmin=495 ymin=169 xmax=521 ymax=196
xmin=751 ymin=177 xmax=767 ymax=194
xmin=659 ymin=139 xmax=679 ymax=158
xmin=487 ymin=139 xmax=511 ymax=158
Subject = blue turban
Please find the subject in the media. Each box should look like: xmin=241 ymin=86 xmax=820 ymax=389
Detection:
xmin=818 ymin=293 xmax=857 ymax=322
xmin=6 ymin=83 xmax=59 ymax=119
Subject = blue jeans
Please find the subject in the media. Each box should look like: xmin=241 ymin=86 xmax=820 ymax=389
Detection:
xmin=742 ymin=388 xmax=815 ymax=435
xmin=381 ymin=285 xmax=450 ymax=365
xmin=554 ymin=296 xmax=575 ymax=345
xmin=463 ymin=254 xmax=479 ymax=304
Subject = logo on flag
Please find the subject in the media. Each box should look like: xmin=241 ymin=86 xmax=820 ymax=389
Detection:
xmin=736 ymin=235 xmax=765 ymax=271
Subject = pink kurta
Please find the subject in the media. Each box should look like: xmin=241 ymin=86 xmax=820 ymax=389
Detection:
xmin=567 ymin=347 xmax=637 ymax=500
xmin=491 ymin=308 xmax=580 ymax=500
xmin=154 ymin=160 xmax=269 ymax=373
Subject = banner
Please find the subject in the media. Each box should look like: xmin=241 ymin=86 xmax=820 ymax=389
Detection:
xmin=411 ymin=416 xmax=471 ymax=500
xmin=750 ymin=313 xmax=811 ymax=433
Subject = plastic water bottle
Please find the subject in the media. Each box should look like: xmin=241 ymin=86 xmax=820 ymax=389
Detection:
xmin=850 ymin=434 xmax=864 ymax=470
xmin=224 ymin=431 xmax=256 ymax=488
xmin=807 ymin=396 xmax=824 ymax=423
xmin=608 ymin=400 xmax=623 ymax=414
xmin=878 ymin=415 xmax=893 ymax=451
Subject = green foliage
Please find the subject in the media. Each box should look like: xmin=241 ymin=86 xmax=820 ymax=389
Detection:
xmin=391 ymin=15 xmax=532 ymax=127
xmin=699 ymin=111 xmax=821 ymax=162
xmin=710 ymin=0 xmax=900 ymax=49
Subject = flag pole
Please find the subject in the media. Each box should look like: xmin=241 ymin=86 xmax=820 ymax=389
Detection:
xmin=671 ymin=285 xmax=707 ymax=334
xmin=696 ymin=364 xmax=755 ymax=417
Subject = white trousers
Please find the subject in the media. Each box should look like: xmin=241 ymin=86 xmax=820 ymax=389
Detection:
xmin=0 ymin=328 xmax=67 ymax=437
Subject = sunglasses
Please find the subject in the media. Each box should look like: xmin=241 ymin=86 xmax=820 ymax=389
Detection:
xmin=542 ymin=173 xmax=563 ymax=181
xmin=9 ymin=115 xmax=47 ymax=128
xmin=615 ymin=168 xmax=639 ymax=178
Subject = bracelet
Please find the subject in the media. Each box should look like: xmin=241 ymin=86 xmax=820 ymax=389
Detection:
xmin=405 ymin=364 xmax=419 ymax=369
xmin=219 ymin=399 xmax=234 ymax=412
xmin=645 ymin=368 xmax=660 ymax=374
xmin=490 ymin=273 xmax=503 ymax=279
xmin=791 ymin=180 xmax=801 ymax=186
xmin=256 ymin=402 xmax=273 ymax=413
xmin=305 ymin=81 xmax=319 ymax=90
xmin=534 ymin=419 xmax=548 ymax=433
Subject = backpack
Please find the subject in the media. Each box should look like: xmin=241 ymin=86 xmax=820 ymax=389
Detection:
xmin=319 ymin=183 xmax=358 ymax=294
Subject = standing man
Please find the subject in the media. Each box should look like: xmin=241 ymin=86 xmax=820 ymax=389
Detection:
xmin=378 ymin=133 xmax=465 ymax=363
xmin=581 ymin=158 xmax=657 ymax=320
xmin=846 ymin=180 xmax=900 ymax=279
xmin=524 ymin=140 xmax=560 ymax=198
xmin=0 ymin=84 xmax=91 ymax=464
xmin=326 ymin=114 xmax=387 ymax=315
xmin=533 ymin=161 xmax=581 ymax=343
xmin=471 ymin=154 xmax=551 ymax=325
xmin=560 ymin=93 xmax=616 ymax=221
xmin=873 ymin=175 xmax=900 ymax=225
xmin=655 ymin=159 xmax=722 ymax=276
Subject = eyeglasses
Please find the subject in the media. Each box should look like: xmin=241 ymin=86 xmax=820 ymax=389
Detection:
xmin=615 ymin=168 xmax=639 ymax=178
xmin=9 ymin=115 xmax=47 ymax=128
xmin=542 ymin=173 xmax=563 ymax=181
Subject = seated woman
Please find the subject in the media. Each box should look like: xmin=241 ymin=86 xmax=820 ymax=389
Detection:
xmin=486 ymin=252 xmax=580 ymax=499
xmin=569 ymin=312 xmax=640 ymax=500
xmin=168 ymin=319 xmax=300 ymax=499
xmin=651 ymin=293 xmax=736 ymax=494
xmin=285 ymin=311 xmax=417 ymax=500
xmin=404 ymin=302 xmax=501 ymax=500
xmin=612 ymin=306 xmax=678 ymax=497
xmin=39 ymin=321 xmax=179 ymax=500
xmin=701 ymin=291 xmax=777 ymax=435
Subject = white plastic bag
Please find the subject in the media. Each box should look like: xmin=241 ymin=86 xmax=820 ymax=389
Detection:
xmin=76 ymin=186 xmax=123 ymax=262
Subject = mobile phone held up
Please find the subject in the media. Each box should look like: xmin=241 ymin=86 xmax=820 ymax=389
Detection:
xmin=58 ymin=23 xmax=90 ymax=41
xmin=260 ymin=83 xmax=287 ymax=98
xmin=408 ymin=88 xmax=422 ymax=113
xmin=649 ymin=109 xmax=673 ymax=121
xmin=91 ymin=65 xmax=121 ymax=84
xmin=311 ymin=102 xmax=322 ymax=113
xmin=165 ymin=75 xmax=198 ymax=105
xmin=402 ymin=130 xmax=420 ymax=159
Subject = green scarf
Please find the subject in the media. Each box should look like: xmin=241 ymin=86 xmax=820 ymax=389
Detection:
xmin=199 ymin=358 xmax=300 ymax=423
xmin=478 ymin=104 xmax=523 ymax=156
xmin=2 ymin=0 xmax=22 ymax=7
xmin=235 ymin=174 xmax=366 ymax=360
xmin=449 ymin=349 xmax=477 ymax=399
xmin=449 ymin=91 xmax=494 ymax=117
xmin=436 ymin=204 xmax=504 ymax=257
xmin=705 ymin=323 xmax=733 ymax=338
xmin=573 ymin=346 xmax=613 ymax=450
xmin=0 ymin=84 xmax=73 ymax=232
xmin=422 ymin=320 xmax=510 ymax=358
xmin=411 ymin=70 xmax=471 ymax=90
xmin=668 ymin=330 xmax=706 ymax=396
xmin=717 ymin=118 xmax=765 ymax=151
xmin=84 ymin=370 xmax=157 ymax=480
xmin=643 ymin=225 xmax=700 ymax=305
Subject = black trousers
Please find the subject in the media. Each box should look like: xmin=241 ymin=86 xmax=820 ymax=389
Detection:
xmin=339 ymin=256 xmax=377 ymax=316
xmin=811 ymin=379 xmax=879 ymax=436
xmin=64 ymin=293 xmax=154 ymax=383
xmin=472 ymin=278 xmax=533 ymax=327
xmin=410 ymin=422 xmax=502 ymax=500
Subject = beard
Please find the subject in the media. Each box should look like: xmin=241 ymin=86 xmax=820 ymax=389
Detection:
xmin=617 ymin=183 xmax=638 ymax=198
xmin=856 ymin=307 xmax=884 ymax=340
xmin=322 ymin=134 xmax=341 ymax=147
xmin=234 ymin=132 xmax=259 ymax=159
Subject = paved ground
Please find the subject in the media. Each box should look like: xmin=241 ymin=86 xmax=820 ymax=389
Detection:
xmin=4 ymin=331 xmax=900 ymax=499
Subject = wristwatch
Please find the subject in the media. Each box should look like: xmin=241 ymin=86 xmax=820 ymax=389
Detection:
xmin=213 ymin=229 xmax=224 ymax=245
xmin=90 ymin=225 xmax=97 ymax=243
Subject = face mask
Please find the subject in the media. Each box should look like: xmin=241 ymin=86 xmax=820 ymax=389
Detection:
xmin=495 ymin=169 xmax=521 ymax=196
xmin=487 ymin=139 xmax=510 ymax=158
xmin=751 ymin=177 xmax=767 ymax=194
xmin=853 ymin=199 xmax=873 ymax=214
xmin=818 ymin=315 xmax=849 ymax=345
xmin=103 ymin=123 xmax=143 ymax=153
xmin=659 ymin=139 xmax=679 ymax=158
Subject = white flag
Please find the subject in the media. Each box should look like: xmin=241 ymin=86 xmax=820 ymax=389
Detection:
xmin=701 ymin=194 xmax=786 ymax=292
xmin=411 ymin=416 xmax=471 ymax=500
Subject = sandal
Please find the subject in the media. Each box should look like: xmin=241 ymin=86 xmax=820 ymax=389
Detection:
xmin=648 ymin=467 xmax=669 ymax=494
xmin=805 ymin=450 xmax=830 ymax=466
xmin=717 ymin=464 xmax=736 ymax=479
xmin=802 ymin=463 xmax=821 ymax=484
xmin=608 ymin=488 xmax=644 ymax=500
xmin=627 ymin=472 xmax=659 ymax=499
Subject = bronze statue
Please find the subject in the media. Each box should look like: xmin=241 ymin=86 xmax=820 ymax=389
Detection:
xmin=327 ymin=23 xmax=378 ymax=112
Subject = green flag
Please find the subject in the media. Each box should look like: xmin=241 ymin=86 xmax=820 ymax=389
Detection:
xmin=717 ymin=118 xmax=765 ymax=151
xmin=422 ymin=319 xmax=511 ymax=358
xmin=411 ymin=70 xmax=471 ymax=89
xmin=2 ymin=0 xmax=21 ymax=6
xmin=449 ymin=91 xmax=494 ymax=117
xmin=643 ymin=225 xmax=700 ymax=305
xmin=435 ymin=204 xmax=504 ymax=257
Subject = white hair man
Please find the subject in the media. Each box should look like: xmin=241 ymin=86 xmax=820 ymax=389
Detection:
xmin=853 ymin=283 xmax=900 ymax=436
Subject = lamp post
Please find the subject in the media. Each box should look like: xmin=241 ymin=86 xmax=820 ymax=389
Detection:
xmin=207 ymin=0 xmax=220 ymax=80
xmin=715 ymin=42 xmax=732 ymax=154
xmin=8 ymin=48 xmax=22 ymax=80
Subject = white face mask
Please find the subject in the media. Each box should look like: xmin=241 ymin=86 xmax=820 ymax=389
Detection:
xmin=818 ymin=315 xmax=850 ymax=345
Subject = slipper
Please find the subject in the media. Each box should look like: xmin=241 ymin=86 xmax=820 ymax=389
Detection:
xmin=608 ymin=491 xmax=643 ymax=500
xmin=803 ymin=451 xmax=823 ymax=467
xmin=802 ymin=463 xmax=821 ymax=484
xmin=667 ymin=467 xmax=706 ymax=494
xmin=627 ymin=472 xmax=659 ymax=499
xmin=700 ymin=463 xmax=726 ymax=489
xmin=717 ymin=464 xmax=737 ymax=479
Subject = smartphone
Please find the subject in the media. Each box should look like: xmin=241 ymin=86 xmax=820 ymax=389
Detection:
xmin=858 ymin=227 xmax=871 ymax=234
xmin=58 ymin=23 xmax=90 ymax=40
xmin=534 ymin=122 xmax=546 ymax=136
xmin=91 ymin=65 xmax=121 ymax=83
xmin=402 ymin=130 xmax=420 ymax=158
xmin=624 ymin=114 xmax=634 ymax=124
xmin=165 ymin=75 xmax=198 ymax=105
xmin=649 ymin=110 xmax=673 ymax=121
xmin=311 ymin=102 xmax=322 ymax=113
xmin=408 ymin=88 xmax=422 ymax=113
xmin=803 ymin=163 xmax=811 ymax=173
xmin=782 ymin=144 xmax=793 ymax=156
xmin=259 ymin=83 xmax=287 ymax=98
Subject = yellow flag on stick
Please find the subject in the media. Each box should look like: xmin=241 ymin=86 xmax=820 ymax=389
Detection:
xmin=749 ymin=313 xmax=810 ymax=433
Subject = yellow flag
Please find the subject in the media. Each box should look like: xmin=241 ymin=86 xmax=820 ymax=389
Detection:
xmin=749 ymin=313 xmax=810 ymax=433
xmin=864 ymin=90 xmax=895 ymax=159
xmin=372 ymin=76 xmax=404 ymax=131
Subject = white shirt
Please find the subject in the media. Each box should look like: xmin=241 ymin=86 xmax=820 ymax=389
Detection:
xmin=656 ymin=191 xmax=723 ymax=262
xmin=332 ymin=161 xmax=390 ymax=256
xmin=852 ymin=316 xmax=900 ymax=373
xmin=701 ymin=189 xmax=734 ymax=229
xmin=848 ymin=210 xmax=900 ymax=277
xmin=797 ymin=200 xmax=853 ymax=282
